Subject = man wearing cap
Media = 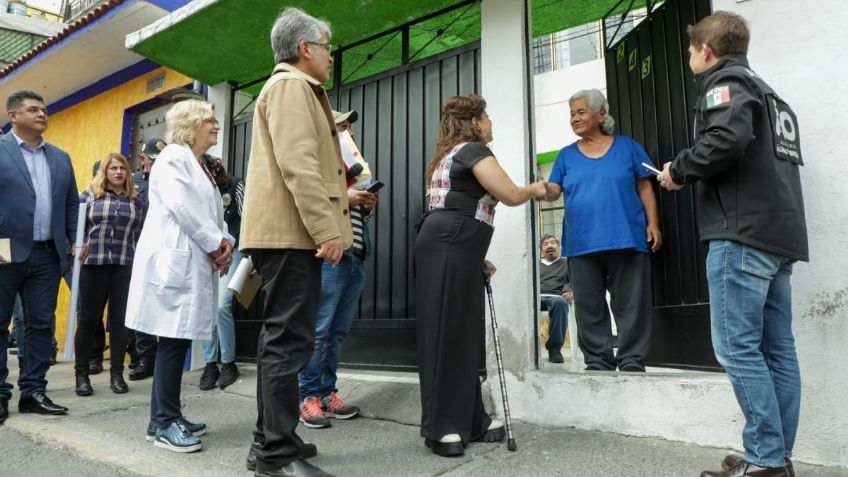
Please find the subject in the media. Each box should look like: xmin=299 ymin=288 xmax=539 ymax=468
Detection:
xmin=297 ymin=110 xmax=377 ymax=429
xmin=126 ymin=137 xmax=165 ymax=381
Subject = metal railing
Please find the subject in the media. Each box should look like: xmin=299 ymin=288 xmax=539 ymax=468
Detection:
xmin=62 ymin=0 xmax=106 ymax=22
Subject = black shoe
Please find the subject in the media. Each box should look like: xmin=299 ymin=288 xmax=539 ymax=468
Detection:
xmin=110 ymin=370 xmax=129 ymax=394
xmin=474 ymin=419 xmax=506 ymax=443
xmin=8 ymin=335 xmax=16 ymax=349
xmin=619 ymin=364 xmax=646 ymax=372
xmin=129 ymin=361 xmax=154 ymax=381
xmin=548 ymin=349 xmax=564 ymax=363
xmin=217 ymin=362 xmax=239 ymax=389
xmin=199 ymin=363 xmax=220 ymax=391
xmin=584 ymin=364 xmax=606 ymax=371
xmin=19 ymin=391 xmax=67 ymax=415
xmin=75 ymin=373 xmax=93 ymax=397
xmin=247 ymin=442 xmax=316 ymax=471
xmin=701 ymin=460 xmax=791 ymax=477
xmin=722 ymin=454 xmax=795 ymax=477
xmin=255 ymin=459 xmax=335 ymax=477
xmin=128 ymin=361 xmax=139 ymax=370
xmin=0 ymin=398 xmax=8 ymax=423
xmin=424 ymin=434 xmax=464 ymax=457
xmin=88 ymin=359 xmax=104 ymax=375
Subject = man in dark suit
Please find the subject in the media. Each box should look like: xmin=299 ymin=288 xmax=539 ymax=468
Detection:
xmin=0 ymin=90 xmax=79 ymax=422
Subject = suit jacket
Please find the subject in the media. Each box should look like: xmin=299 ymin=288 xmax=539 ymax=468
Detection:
xmin=240 ymin=62 xmax=353 ymax=251
xmin=0 ymin=131 xmax=79 ymax=272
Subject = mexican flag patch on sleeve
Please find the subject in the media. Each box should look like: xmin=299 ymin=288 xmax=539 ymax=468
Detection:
xmin=706 ymin=85 xmax=730 ymax=109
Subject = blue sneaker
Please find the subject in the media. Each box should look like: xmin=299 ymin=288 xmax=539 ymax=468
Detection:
xmin=146 ymin=417 xmax=207 ymax=441
xmin=153 ymin=421 xmax=202 ymax=453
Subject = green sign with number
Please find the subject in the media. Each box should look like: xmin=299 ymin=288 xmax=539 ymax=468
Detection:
xmin=617 ymin=44 xmax=625 ymax=63
xmin=628 ymin=49 xmax=638 ymax=72
xmin=641 ymin=55 xmax=651 ymax=79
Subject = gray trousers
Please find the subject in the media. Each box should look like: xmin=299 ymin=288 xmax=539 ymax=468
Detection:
xmin=568 ymin=249 xmax=651 ymax=370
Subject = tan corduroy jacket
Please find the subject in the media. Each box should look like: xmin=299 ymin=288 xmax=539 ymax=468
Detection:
xmin=240 ymin=63 xmax=353 ymax=251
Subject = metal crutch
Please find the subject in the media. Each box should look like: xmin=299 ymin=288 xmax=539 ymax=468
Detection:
xmin=484 ymin=278 xmax=517 ymax=451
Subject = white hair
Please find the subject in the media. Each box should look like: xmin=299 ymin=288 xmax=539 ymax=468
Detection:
xmin=165 ymin=99 xmax=214 ymax=146
xmin=569 ymin=89 xmax=615 ymax=135
xmin=270 ymin=7 xmax=332 ymax=64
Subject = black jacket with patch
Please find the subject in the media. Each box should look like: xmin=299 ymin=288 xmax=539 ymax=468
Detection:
xmin=671 ymin=54 xmax=808 ymax=261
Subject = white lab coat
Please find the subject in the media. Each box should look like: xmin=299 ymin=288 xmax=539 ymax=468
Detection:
xmin=125 ymin=144 xmax=233 ymax=340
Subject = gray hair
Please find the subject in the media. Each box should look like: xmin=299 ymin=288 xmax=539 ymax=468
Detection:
xmin=569 ymin=89 xmax=615 ymax=135
xmin=270 ymin=7 xmax=332 ymax=64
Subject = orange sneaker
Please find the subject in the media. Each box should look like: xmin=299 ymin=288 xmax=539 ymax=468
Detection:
xmin=299 ymin=396 xmax=330 ymax=429
xmin=321 ymin=392 xmax=360 ymax=420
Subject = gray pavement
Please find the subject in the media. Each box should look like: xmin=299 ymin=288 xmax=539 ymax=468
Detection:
xmin=1 ymin=360 xmax=846 ymax=477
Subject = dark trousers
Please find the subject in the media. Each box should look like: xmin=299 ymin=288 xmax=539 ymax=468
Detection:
xmin=251 ymin=249 xmax=322 ymax=470
xmin=134 ymin=331 xmax=158 ymax=365
xmin=150 ymin=336 xmax=191 ymax=429
xmin=75 ymin=265 xmax=131 ymax=374
xmin=0 ymin=249 xmax=61 ymax=399
xmin=569 ymin=249 xmax=651 ymax=370
xmin=414 ymin=213 xmax=493 ymax=444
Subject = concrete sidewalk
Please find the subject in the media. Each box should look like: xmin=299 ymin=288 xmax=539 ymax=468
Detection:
xmin=2 ymin=361 xmax=845 ymax=477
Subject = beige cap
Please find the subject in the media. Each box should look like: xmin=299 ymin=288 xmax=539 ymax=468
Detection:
xmin=332 ymin=110 xmax=358 ymax=124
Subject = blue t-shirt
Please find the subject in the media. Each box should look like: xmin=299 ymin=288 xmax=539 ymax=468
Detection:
xmin=548 ymin=135 xmax=654 ymax=257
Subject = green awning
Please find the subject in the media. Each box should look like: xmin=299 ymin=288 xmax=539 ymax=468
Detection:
xmin=129 ymin=0 xmax=645 ymax=88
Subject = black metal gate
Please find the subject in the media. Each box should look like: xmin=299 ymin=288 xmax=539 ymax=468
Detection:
xmin=604 ymin=0 xmax=719 ymax=370
xmin=229 ymin=44 xmax=481 ymax=369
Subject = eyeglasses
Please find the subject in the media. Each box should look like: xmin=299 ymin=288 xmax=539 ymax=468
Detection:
xmin=307 ymin=41 xmax=333 ymax=52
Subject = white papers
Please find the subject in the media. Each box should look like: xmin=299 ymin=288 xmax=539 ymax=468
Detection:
xmin=228 ymin=256 xmax=253 ymax=294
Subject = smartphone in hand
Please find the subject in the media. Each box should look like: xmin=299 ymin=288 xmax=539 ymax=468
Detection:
xmin=366 ymin=181 xmax=385 ymax=193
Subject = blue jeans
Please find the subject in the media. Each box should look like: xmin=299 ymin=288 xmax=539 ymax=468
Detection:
xmin=0 ymin=249 xmax=61 ymax=399
xmin=202 ymin=249 xmax=242 ymax=364
xmin=298 ymin=254 xmax=365 ymax=399
xmin=707 ymin=240 xmax=800 ymax=468
xmin=540 ymin=295 xmax=569 ymax=350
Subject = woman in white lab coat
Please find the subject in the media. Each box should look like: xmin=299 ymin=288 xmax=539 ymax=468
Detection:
xmin=125 ymin=99 xmax=234 ymax=453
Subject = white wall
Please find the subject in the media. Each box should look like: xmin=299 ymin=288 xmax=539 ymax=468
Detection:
xmin=205 ymin=82 xmax=231 ymax=165
xmin=533 ymin=58 xmax=606 ymax=154
xmin=480 ymin=0 xmax=848 ymax=468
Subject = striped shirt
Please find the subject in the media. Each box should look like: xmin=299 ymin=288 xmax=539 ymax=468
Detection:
xmin=80 ymin=188 xmax=147 ymax=266
xmin=350 ymin=205 xmax=368 ymax=258
xmin=13 ymin=132 xmax=52 ymax=240
xmin=428 ymin=142 xmax=499 ymax=226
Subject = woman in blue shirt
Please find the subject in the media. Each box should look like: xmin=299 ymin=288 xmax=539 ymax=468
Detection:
xmin=545 ymin=89 xmax=662 ymax=372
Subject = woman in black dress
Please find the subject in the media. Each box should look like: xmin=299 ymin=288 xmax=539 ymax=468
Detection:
xmin=415 ymin=94 xmax=547 ymax=457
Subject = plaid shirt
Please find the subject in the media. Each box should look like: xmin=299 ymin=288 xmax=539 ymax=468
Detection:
xmin=80 ymin=188 xmax=147 ymax=266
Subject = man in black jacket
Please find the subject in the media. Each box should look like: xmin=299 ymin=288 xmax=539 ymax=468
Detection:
xmin=659 ymin=11 xmax=806 ymax=477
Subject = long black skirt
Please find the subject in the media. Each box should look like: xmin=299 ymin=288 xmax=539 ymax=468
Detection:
xmin=414 ymin=212 xmax=493 ymax=444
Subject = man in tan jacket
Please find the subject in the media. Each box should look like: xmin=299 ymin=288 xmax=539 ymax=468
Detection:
xmin=239 ymin=7 xmax=351 ymax=477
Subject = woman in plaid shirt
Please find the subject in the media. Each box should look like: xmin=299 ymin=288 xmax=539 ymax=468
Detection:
xmin=74 ymin=152 xmax=147 ymax=396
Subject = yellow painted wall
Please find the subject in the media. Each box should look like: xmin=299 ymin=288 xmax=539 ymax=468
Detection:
xmin=43 ymin=67 xmax=192 ymax=352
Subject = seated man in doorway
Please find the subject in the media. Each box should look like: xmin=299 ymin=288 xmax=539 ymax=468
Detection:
xmin=540 ymin=234 xmax=572 ymax=363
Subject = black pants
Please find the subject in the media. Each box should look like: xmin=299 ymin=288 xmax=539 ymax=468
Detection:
xmin=150 ymin=336 xmax=191 ymax=429
xmin=0 ymin=248 xmax=60 ymax=399
xmin=251 ymin=249 xmax=322 ymax=470
xmin=569 ymin=249 xmax=651 ymax=370
xmin=414 ymin=213 xmax=493 ymax=444
xmin=75 ymin=265 xmax=131 ymax=374
xmin=134 ymin=331 xmax=158 ymax=365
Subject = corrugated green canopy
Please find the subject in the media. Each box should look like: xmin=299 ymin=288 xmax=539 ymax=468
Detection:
xmin=129 ymin=0 xmax=644 ymax=88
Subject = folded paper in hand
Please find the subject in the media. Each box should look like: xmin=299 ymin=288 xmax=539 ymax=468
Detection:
xmin=339 ymin=130 xmax=371 ymax=187
xmin=228 ymin=256 xmax=261 ymax=308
